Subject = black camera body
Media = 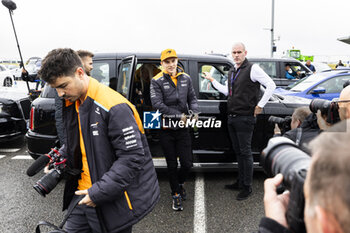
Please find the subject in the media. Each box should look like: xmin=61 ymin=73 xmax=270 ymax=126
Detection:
xmin=268 ymin=115 xmax=292 ymax=134
xmin=261 ymin=137 xmax=310 ymax=233
xmin=309 ymin=98 xmax=340 ymax=124
xmin=33 ymin=147 xmax=67 ymax=197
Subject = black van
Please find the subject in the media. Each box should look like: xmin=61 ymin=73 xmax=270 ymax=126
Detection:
xmin=26 ymin=52 xmax=310 ymax=170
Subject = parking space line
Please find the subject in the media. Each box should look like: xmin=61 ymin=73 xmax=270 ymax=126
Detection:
xmin=0 ymin=148 xmax=21 ymax=153
xmin=0 ymin=155 xmax=5 ymax=159
xmin=194 ymin=173 xmax=206 ymax=233
xmin=11 ymin=155 xmax=33 ymax=160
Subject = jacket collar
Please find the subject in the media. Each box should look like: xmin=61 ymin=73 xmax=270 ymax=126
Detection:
xmin=163 ymin=66 xmax=185 ymax=78
xmin=235 ymin=58 xmax=249 ymax=70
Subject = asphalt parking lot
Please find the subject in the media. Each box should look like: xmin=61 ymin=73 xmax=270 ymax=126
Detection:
xmin=0 ymin=138 xmax=267 ymax=233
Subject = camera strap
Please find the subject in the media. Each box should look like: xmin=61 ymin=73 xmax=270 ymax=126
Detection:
xmin=295 ymin=128 xmax=303 ymax=146
xmin=35 ymin=221 xmax=66 ymax=233
xmin=35 ymin=196 xmax=82 ymax=233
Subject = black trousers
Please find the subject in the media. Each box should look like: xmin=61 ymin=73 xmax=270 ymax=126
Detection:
xmin=227 ymin=115 xmax=256 ymax=187
xmin=160 ymin=128 xmax=193 ymax=195
xmin=65 ymin=195 xmax=132 ymax=233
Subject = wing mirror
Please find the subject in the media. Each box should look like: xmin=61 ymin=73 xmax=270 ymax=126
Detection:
xmin=310 ymin=87 xmax=326 ymax=94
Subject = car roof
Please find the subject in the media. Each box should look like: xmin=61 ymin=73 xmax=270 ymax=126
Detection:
xmin=94 ymin=52 xmax=234 ymax=63
xmin=317 ymin=69 xmax=350 ymax=76
xmin=247 ymin=57 xmax=301 ymax=62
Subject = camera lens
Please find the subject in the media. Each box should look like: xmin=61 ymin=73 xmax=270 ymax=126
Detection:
xmin=309 ymin=99 xmax=331 ymax=115
xmin=261 ymin=137 xmax=310 ymax=233
xmin=268 ymin=116 xmax=285 ymax=124
xmin=33 ymin=169 xmax=61 ymax=197
xmin=261 ymin=137 xmax=310 ymax=189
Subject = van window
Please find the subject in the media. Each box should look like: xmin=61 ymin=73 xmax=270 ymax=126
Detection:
xmin=198 ymin=64 xmax=229 ymax=100
xmin=282 ymin=62 xmax=309 ymax=80
xmin=91 ymin=60 xmax=116 ymax=90
xmin=117 ymin=62 xmax=133 ymax=98
xmin=253 ymin=61 xmax=277 ymax=79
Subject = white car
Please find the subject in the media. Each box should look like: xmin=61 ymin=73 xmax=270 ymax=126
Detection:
xmin=0 ymin=64 xmax=14 ymax=87
xmin=4 ymin=64 xmax=22 ymax=80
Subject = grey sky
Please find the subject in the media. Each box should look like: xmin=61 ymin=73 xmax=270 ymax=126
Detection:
xmin=1 ymin=0 xmax=350 ymax=63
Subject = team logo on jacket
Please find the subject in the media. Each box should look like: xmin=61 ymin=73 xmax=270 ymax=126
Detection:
xmin=143 ymin=110 xmax=161 ymax=129
xmin=91 ymin=122 xmax=99 ymax=136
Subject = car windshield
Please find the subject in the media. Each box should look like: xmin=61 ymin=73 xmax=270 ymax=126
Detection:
xmin=289 ymin=73 xmax=327 ymax=92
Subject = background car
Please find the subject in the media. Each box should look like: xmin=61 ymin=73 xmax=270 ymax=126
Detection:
xmin=4 ymin=64 xmax=22 ymax=80
xmin=0 ymin=64 xmax=14 ymax=87
xmin=0 ymin=90 xmax=30 ymax=142
xmin=25 ymin=57 xmax=42 ymax=76
xmin=274 ymin=69 xmax=350 ymax=100
xmin=26 ymin=52 xmax=310 ymax=170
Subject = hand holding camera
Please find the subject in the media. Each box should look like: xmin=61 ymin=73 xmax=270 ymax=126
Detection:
xmin=27 ymin=147 xmax=67 ymax=197
xmin=263 ymin=174 xmax=290 ymax=228
xmin=27 ymin=147 xmax=80 ymax=197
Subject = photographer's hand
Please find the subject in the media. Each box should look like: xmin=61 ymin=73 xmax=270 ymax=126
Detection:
xmin=43 ymin=164 xmax=50 ymax=174
xmin=264 ymin=174 xmax=290 ymax=228
xmin=75 ymin=190 xmax=96 ymax=207
xmin=316 ymin=110 xmax=332 ymax=131
xmin=274 ymin=124 xmax=282 ymax=135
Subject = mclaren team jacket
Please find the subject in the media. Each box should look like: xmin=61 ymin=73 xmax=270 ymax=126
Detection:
xmin=150 ymin=67 xmax=199 ymax=118
xmin=59 ymin=78 xmax=160 ymax=232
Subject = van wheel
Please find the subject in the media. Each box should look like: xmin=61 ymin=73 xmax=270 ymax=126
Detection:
xmin=3 ymin=77 xmax=13 ymax=87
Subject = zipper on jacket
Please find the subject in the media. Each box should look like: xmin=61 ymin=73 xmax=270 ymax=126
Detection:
xmin=124 ymin=191 xmax=133 ymax=210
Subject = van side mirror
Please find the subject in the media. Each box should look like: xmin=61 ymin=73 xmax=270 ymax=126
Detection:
xmin=223 ymin=66 xmax=230 ymax=71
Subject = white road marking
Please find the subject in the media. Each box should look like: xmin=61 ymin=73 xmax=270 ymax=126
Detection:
xmin=0 ymin=148 xmax=21 ymax=153
xmin=0 ymin=155 xmax=5 ymax=159
xmin=194 ymin=173 xmax=206 ymax=233
xmin=11 ymin=155 xmax=33 ymax=160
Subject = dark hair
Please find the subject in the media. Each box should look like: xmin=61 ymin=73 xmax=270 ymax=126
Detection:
xmin=77 ymin=50 xmax=94 ymax=59
xmin=38 ymin=48 xmax=83 ymax=84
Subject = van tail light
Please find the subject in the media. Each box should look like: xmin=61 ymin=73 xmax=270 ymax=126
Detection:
xmin=29 ymin=107 xmax=35 ymax=130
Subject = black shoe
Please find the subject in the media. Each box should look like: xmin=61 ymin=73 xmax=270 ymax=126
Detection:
xmin=236 ymin=187 xmax=252 ymax=201
xmin=179 ymin=184 xmax=187 ymax=201
xmin=172 ymin=193 xmax=183 ymax=211
xmin=224 ymin=181 xmax=242 ymax=190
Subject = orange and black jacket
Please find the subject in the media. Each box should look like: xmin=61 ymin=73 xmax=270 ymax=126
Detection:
xmin=150 ymin=67 xmax=199 ymax=117
xmin=59 ymin=78 xmax=160 ymax=232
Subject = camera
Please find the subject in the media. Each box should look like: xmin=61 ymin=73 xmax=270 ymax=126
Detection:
xmin=33 ymin=147 xmax=66 ymax=197
xmin=268 ymin=115 xmax=292 ymax=134
xmin=261 ymin=136 xmax=310 ymax=233
xmin=34 ymin=169 xmax=63 ymax=197
xmin=30 ymin=147 xmax=67 ymax=197
xmin=309 ymin=98 xmax=340 ymax=124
